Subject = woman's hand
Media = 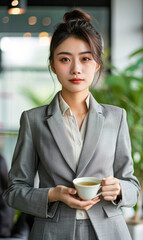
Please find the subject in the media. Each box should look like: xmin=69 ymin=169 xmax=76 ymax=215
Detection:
xmin=101 ymin=176 xmax=122 ymax=201
xmin=48 ymin=185 xmax=100 ymax=211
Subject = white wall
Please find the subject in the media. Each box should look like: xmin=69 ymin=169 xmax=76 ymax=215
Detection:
xmin=112 ymin=0 xmax=143 ymax=69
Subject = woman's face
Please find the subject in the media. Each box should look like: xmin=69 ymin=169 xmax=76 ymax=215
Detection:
xmin=51 ymin=37 xmax=100 ymax=97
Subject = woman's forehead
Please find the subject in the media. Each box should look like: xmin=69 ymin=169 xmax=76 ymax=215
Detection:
xmin=54 ymin=37 xmax=91 ymax=55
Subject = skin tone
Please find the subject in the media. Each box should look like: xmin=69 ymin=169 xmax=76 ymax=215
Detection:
xmin=51 ymin=37 xmax=99 ymax=129
xmin=49 ymin=37 xmax=122 ymax=210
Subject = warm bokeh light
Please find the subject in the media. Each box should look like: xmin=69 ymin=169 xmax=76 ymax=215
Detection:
xmin=28 ymin=16 xmax=37 ymax=25
xmin=39 ymin=32 xmax=49 ymax=38
xmin=11 ymin=0 xmax=19 ymax=7
xmin=38 ymin=32 xmax=50 ymax=46
xmin=8 ymin=8 xmax=25 ymax=15
xmin=2 ymin=17 xmax=9 ymax=24
xmin=23 ymin=32 xmax=32 ymax=37
xmin=42 ymin=17 xmax=51 ymax=26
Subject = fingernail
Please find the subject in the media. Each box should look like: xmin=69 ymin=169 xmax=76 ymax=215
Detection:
xmin=72 ymin=190 xmax=76 ymax=194
xmin=93 ymin=197 xmax=99 ymax=201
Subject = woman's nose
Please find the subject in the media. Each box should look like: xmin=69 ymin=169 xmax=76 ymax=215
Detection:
xmin=72 ymin=70 xmax=81 ymax=74
xmin=70 ymin=60 xmax=81 ymax=75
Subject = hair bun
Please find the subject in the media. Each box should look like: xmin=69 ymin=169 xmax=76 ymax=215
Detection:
xmin=63 ymin=9 xmax=91 ymax=23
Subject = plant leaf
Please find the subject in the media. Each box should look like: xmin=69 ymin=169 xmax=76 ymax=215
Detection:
xmin=129 ymin=48 xmax=143 ymax=57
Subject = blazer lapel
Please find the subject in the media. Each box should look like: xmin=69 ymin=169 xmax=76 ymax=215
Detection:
xmin=46 ymin=93 xmax=76 ymax=172
xmin=76 ymin=95 xmax=104 ymax=176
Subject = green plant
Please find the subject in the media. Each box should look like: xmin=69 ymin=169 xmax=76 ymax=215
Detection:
xmin=20 ymin=87 xmax=56 ymax=107
xmin=91 ymin=47 xmax=143 ymax=185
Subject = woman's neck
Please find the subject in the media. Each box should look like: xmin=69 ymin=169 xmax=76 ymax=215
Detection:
xmin=61 ymin=90 xmax=89 ymax=115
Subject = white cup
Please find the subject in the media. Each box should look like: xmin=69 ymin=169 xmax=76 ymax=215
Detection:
xmin=73 ymin=177 xmax=102 ymax=200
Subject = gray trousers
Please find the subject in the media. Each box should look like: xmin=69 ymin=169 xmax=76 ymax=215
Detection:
xmin=75 ymin=220 xmax=98 ymax=240
xmin=29 ymin=203 xmax=99 ymax=240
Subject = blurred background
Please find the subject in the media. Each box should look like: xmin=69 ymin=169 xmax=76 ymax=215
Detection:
xmin=0 ymin=0 xmax=142 ymax=239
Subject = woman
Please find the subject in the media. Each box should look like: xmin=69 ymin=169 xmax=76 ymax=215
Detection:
xmin=4 ymin=9 xmax=140 ymax=240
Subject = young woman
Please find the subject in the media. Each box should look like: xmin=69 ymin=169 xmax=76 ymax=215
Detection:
xmin=4 ymin=9 xmax=140 ymax=240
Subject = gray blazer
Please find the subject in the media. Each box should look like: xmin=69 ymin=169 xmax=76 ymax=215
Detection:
xmin=4 ymin=92 xmax=140 ymax=240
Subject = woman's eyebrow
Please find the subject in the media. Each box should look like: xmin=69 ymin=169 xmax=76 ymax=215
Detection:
xmin=56 ymin=51 xmax=92 ymax=56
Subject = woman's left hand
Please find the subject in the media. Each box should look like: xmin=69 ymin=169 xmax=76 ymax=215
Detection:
xmin=101 ymin=176 xmax=122 ymax=201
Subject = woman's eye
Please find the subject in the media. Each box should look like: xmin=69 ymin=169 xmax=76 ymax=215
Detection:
xmin=82 ymin=57 xmax=90 ymax=61
xmin=61 ymin=58 xmax=70 ymax=62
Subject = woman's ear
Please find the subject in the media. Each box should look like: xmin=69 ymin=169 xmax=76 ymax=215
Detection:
xmin=95 ymin=64 xmax=100 ymax=73
xmin=50 ymin=61 xmax=56 ymax=74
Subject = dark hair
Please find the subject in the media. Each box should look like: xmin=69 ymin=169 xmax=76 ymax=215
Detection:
xmin=49 ymin=9 xmax=103 ymax=80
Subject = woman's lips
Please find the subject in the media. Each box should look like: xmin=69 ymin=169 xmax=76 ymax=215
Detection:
xmin=69 ymin=78 xmax=83 ymax=84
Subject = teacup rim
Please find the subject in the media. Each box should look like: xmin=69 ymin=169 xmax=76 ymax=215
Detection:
xmin=73 ymin=177 xmax=101 ymax=187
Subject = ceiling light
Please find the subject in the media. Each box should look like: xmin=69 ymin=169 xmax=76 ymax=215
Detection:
xmin=39 ymin=32 xmax=49 ymax=38
xmin=42 ymin=17 xmax=51 ymax=26
xmin=39 ymin=32 xmax=50 ymax=46
xmin=2 ymin=17 xmax=9 ymax=24
xmin=23 ymin=32 xmax=32 ymax=37
xmin=8 ymin=0 xmax=27 ymax=15
xmin=28 ymin=16 xmax=37 ymax=25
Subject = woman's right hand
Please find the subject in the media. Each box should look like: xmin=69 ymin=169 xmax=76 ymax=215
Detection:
xmin=48 ymin=185 xmax=100 ymax=211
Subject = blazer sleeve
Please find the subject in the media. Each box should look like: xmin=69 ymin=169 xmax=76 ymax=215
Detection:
xmin=113 ymin=108 xmax=140 ymax=208
xmin=3 ymin=111 xmax=53 ymax=218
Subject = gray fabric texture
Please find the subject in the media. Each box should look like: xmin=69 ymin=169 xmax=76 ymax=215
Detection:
xmin=3 ymin=92 xmax=140 ymax=240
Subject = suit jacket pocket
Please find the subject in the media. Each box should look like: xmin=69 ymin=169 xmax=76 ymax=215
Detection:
xmin=47 ymin=201 xmax=59 ymax=219
xmin=102 ymin=204 xmax=123 ymax=218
